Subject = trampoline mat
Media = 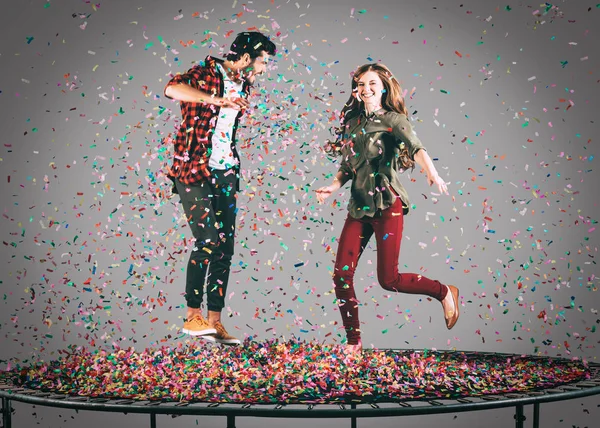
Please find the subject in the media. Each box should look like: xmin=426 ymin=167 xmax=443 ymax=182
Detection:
xmin=1 ymin=339 xmax=591 ymax=405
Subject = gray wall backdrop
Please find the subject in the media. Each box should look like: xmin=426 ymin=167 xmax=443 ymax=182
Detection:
xmin=1 ymin=0 xmax=598 ymax=427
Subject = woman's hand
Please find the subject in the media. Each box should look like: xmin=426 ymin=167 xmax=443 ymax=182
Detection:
xmin=413 ymin=150 xmax=449 ymax=196
xmin=427 ymin=173 xmax=449 ymax=195
xmin=315 ymin=184 xmax=339 ymax=203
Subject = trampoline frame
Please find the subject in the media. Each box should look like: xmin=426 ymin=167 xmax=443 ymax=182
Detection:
xmin=1 ymin=356 xmax=598 ymax=428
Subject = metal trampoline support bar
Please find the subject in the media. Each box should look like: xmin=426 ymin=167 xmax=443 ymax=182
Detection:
xmin=1 ymin=397 xmax=12 ymax=428
xmin=514 ymin=404 xmax=526 ymax=428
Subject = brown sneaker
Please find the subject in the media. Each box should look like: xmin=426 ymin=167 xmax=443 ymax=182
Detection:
xmin=182 ymin=315 xmax=217 ymax=336
xmin=203 ymin=321 xmax=241 ymax=345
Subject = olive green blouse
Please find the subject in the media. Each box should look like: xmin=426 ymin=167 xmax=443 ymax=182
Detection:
xmin=337 ymin=108 xmax=426 ymax=219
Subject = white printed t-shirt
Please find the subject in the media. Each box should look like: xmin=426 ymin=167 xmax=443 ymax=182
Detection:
xmin=208 ymin=63 xmax=244 ymax=170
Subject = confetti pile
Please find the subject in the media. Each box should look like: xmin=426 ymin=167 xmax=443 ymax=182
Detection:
xmin=3 ymin=339 xmax=590 ymax=404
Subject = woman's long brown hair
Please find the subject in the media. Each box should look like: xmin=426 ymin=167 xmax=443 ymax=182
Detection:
xmin=324 ymin=63 xmax=414 ymax=170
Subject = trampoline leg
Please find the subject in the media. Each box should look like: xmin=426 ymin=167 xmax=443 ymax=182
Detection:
xmin=514 ymin=404 xmax=526 ymax=428
xmin=150 ymin=413 xmax=156 ymax=428
xmin=227 ymin=415 xmax=236 ymax=428
xmin=350 ymin=404 xmax=357 ymax=428
xmin=533 ymin=403 xmax=540 ymax=428
xmin=1 ymin=398 xmax=12 ymax=428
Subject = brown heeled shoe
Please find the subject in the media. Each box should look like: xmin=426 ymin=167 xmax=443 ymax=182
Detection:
xmin=444 ymin=285 xmax=460 ymax=330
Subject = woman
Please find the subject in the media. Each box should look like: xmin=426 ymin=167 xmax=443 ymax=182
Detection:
xmin=316 ymin=63 xmax=459 ymax=352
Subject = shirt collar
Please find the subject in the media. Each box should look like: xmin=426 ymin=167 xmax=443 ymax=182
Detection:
xmin=206 ymin=55 xmax=249 ymax=90
xmin=215 ymin=62 xmax=230 ymax=81
xmin=362 ymin=106 xmax=385 ymax=119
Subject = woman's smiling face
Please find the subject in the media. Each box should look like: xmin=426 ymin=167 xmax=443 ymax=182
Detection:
xmin=355 ymin=70 xmax=385 ymax=109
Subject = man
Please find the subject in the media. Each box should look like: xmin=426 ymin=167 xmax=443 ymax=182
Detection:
xmin=164 ymin=31 xmax=276 ymax=345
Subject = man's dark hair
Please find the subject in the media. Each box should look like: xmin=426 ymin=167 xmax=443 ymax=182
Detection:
xmin=226 ymin=31 xmax=276 ymax=61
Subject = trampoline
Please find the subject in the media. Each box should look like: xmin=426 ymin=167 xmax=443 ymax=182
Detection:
xmin=1 ymin=339 xmax=599 ymax=428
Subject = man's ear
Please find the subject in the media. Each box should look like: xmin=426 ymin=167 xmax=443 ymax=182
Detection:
xmin=241 ymin=52 xmax=252 ymax=65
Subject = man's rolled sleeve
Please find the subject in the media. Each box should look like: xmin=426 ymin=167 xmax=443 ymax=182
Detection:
xmin=164 ymin=66 xmax=206 ymax=99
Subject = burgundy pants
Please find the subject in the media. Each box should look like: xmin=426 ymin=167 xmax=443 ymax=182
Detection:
xmin=333 ymin=197 xmax=448 ymax=345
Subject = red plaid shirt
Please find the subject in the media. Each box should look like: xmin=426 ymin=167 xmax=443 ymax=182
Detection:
xmin=164 ymin=56 xmax=248 ymax=188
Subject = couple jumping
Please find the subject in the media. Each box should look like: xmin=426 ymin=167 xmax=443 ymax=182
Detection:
xmin=164 ymin=31 xmax=459 ymax=351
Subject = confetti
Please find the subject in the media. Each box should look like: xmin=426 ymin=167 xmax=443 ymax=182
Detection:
xmin=2 ymin=338 xmax=591 ymax=404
